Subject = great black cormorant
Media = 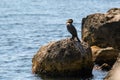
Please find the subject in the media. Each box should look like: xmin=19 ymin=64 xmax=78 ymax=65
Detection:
xmin=66 ymin=19 xmax=80 ymax=42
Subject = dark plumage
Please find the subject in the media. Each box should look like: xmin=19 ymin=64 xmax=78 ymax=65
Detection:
xmin=66 ymin=19 xmax=80 ymax=42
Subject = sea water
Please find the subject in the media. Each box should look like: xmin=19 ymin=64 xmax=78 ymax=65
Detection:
xmin=0 ymin=0 xmax=120 ymax=80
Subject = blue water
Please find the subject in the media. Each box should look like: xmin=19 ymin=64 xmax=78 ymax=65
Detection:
xmin=0 ymin=0 xmax=120 ymax=80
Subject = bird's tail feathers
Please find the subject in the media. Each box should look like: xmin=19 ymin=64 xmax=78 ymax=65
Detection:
xmin=77 ymin=37 xmax=81 ymax=43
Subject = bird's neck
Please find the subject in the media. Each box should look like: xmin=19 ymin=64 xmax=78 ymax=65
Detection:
xmin=66 ymin=23 xmax=72 ymax=25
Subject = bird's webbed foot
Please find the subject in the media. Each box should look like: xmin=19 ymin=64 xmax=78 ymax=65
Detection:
xmin=70 ymin=37 xmax=74 ymax=41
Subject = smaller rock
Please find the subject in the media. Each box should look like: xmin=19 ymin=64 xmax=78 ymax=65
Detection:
xmin=91 ymin=46 xmax=119 ymax=70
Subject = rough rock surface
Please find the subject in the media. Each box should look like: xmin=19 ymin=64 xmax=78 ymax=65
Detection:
xmin=104 ymin=53 xmax=120 ymax=80
xmin=82 ymin=8 xmax=120 ymax=49
xmin=81 ymin=8 xmax=120 ymax=79
xmin=32 ymin=38 xmax=93 ymax=77
xmin=91 ymin=46 xmax=119 ymax=70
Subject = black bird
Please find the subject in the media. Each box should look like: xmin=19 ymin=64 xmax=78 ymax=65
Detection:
xmin=66 ymin=19 xmax=80 ymax=42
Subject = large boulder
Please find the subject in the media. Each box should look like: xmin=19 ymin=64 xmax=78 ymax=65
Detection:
xmin=81 ymin=8 xmax=120 ymax=79
xmin=32 ymin=38 xmax=93 ymax=77
xmin=82 ymin=8 xmax=120 ymax=49
xmin=91 ymin=46 xmax=119 ymax=70
xmin=104 ymin=53 xmax=120 ymax=80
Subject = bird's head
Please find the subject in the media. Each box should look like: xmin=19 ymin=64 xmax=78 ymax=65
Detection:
xmin=66 ymin=19 xmax=73 ymax=24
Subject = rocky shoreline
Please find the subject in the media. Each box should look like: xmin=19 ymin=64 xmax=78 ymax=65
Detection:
xmin=32 ymin=8 xmax=120 ymax=79
xmin=82 ymin=8 xmax=120 ymax=79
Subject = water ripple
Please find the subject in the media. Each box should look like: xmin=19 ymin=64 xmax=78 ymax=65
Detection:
xmin=0 ymin=0 xmax=120 ymax=80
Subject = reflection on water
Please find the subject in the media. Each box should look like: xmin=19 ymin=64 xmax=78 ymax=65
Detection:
xmin=35 ymin=74 xmax=92 ymax=80
xmin=33 ymin=68 xmax=107 ymax=80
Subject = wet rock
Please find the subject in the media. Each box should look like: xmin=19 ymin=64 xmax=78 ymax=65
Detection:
xmin=82 ymin=8 xmax=120 ymax=49
xmin=100 ymin=63 xmax=111 ymax=71
xmin=104 ymin=53 xmax=120 ymax=80
xmin=91 ymin=46 xmax=119 ymax=70
xmin=94 ymin=63 xmax=111 ymax=71
xmin=32 ymin=38 xmax=93 ymax=77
